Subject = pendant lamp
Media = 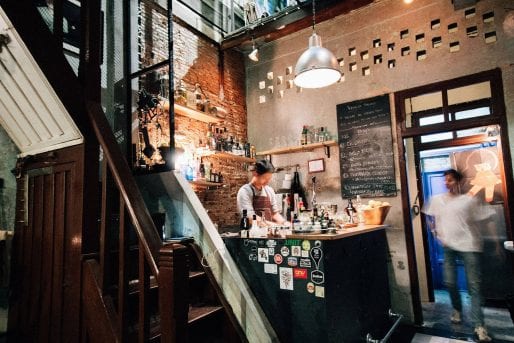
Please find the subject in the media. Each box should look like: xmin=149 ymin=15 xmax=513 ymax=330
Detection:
xmin=294 ymin=0 xmax=341 ymax=89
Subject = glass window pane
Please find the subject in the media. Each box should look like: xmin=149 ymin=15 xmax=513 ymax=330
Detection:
xmin=420 ymin=132 xmax=453 ymax=143
xmin=456 ymin=126 xmax=488 ymax=138
xmin=419 ymin=114 xmax=444 ymax=126
xmin=454 ymin=107 xmax=490 ymax=120
xmin=447 ymin=81 xmax=491 ymax=105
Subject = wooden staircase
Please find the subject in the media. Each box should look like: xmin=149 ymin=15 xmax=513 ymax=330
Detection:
xmin=1 ymin=0 xmax=246 ymax=342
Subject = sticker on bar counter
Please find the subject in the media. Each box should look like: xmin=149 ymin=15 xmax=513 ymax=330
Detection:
xmin=274 ymin=254 xmax=283 ymax=264
xmin=311 ymin=270 xmax=324 ymax=284
xmin=264 ymin=263 xmax=278 ymax=274
xmin=293 ymin=268 xmax=307 ymax=279
xmin=268 ymin=247 xmax=275 ymax=256
xmin=280 ymin=246 xmax=290 ymax=257
xmin=306 ymin=282 xmax=315 ymax=293
xmin=315 ymin=286 xmax=325 ymax=298
xmin=301 ymin=240 xmax=311 ymax=251
xmin=314 ymin=240 xmax=322 ymax=247
xmin=299 ymin=258 xmax=312 ymax=268
xmin=310 ymin=247 xmax=323 ymax=269
xmin=279 ymin=267 xmax=293 ymax=290
xmin=258 ymin=248 xmax=269 ymax=262
xmin=285 ymin=239 xmax=301 ymax=246
xmin=266 ymin=240 xmax=277 ymax=248
xmin=291 ymin=246 xmax=301 ymax=257
xmin=244 ymin=239 xmax=258 ymax=246
xmin=248 ymin=253 xmax=257 ymax=261
xmin=287 ymin=257 xmax=298 ymax=267
xmin=301 ymin=250 xmax=309 ymax=258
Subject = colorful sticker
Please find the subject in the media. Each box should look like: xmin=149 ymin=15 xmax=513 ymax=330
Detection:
xmin=274 ymin=254 xmax=283 ymax=264
xmin=301 ymin=250 xmax=309 ymax=258
xmin=285 ymin=239 xmax=301 ymax=246
xmin=266 ymin=240 xmax=277 ymax=248
xmin=244 ymin=239 xmax=257 ymax=246
xmin=315 ymin=285 xmax=325 ymax=298
xmin=251 ymin=246 xmax=258 ymax=253
xmin=279 ymin=267 xmax=294 ymax=290
xmin=268 ymin=247 xmax=275 ymax=256
xmin=310 ymin=247 xmax=323 ymax=269
xmin=258 ymin=248 xmax=269 ymax=262
xmin=280 ymin=246 xmax=290 ymax=257
xmin=248 ymin=253 xmax=257 ymax=261
xmin=291 ymin=246 xmax=301 ymax=257
xmin=302 ymin=240 xmax=311 ymax=251
xmin=287 ymin=257 xmax=298 ymax=267
xmin=314 ymin=240 xmax=322 ymax=247
xmin=311 ymin=270 xmax=325 ymax=284
xmin=293 ymin=268 xmax=308 ymax=279
xmin=306 ymin=282 xmax=315 ymax=293
xmin=299 ymin=258 xmax=312 ymax=268
xmin=264 ymin=263 xmax=278 ymax=274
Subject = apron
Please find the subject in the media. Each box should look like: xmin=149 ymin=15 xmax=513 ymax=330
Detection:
xmin=251 ymin=185 xmax=273 ymax=221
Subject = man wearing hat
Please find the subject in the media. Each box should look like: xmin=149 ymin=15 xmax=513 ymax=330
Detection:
xmin=237 ymin=159 xmax=287 ymax=224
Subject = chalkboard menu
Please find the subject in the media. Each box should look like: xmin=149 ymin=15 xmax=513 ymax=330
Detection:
xmin=336 ymin=95 xmax=397 ymax=198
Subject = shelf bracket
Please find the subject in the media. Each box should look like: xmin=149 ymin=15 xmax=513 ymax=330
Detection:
xmin=324 ymin=145 xmax=331 ymax=158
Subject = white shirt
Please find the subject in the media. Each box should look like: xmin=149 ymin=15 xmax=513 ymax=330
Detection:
xmin=236 ymin=183 xmax=280 ymax=217
xmin=423 ymin=193 xmax=494 ymax=252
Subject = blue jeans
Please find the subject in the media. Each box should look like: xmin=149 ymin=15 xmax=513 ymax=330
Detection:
xmin=443 ymin=247 xmax=484 ymax=326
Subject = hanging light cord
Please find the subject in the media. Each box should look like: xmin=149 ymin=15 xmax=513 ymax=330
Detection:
xmin=312 ymin=0 xmax=316 ymax=31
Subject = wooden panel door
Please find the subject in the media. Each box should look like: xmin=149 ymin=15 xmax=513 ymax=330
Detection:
xmin=8 ymin=145 xmax=84 ymax=343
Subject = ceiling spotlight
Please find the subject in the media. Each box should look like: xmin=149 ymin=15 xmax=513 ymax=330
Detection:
xmin=248 ymin=39 xmax=259 ymax=62
xmin=403 ymin=0 xmax=414 ymax=4
xmin=294 ymin=0 xmax=341 ymax=88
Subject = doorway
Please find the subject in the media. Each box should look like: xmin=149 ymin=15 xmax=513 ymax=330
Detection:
xmin=395 ymin=69 xmax=514 ymax=340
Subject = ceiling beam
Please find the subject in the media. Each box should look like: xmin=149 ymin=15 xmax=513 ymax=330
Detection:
xmin=221 ymin=0 xmax=374 ymax=50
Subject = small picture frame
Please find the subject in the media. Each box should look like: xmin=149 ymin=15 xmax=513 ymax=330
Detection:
xmin=308 ymin=158 xmax=325 ymax=173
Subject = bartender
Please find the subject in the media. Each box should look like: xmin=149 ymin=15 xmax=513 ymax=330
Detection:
xmin=237 ymin=160 xmax=287 ymax=225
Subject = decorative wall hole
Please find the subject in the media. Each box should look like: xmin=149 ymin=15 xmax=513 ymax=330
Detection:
xmin=259 ymin=81 xmax=266 ymax=89
xmin=338 ymin=74 xmax=345 ymax=83
xmin=285 ymin=66 xmax=293 ymax=75
xmin=361 ymin=50 xmax=369 ymax=60
xmin=466 ymin=26 xmax=478 ymax=38
xmin=349 ymin=62 xmax=357 ymax=72
xmin=432 ymin=36 xmax=442 ymax=48
xmin=416 ymin=50 xmax=427 ymax=61
xmin=362 ymin=66 xmax=370 ymax=76
xmin=267 ymin=72 xmax=274 ymax=80
xmin=296 ymin=86 xmax=303 ymax=93
xmin=483 ymin=11 xmax=494 ymax=23
xmin=448 ymin=23 xmax=458 ymax=33
xmin=259 ymin=95 xmax=266 ymax=103
xmin=374 ymin=54 xmax=383 ymax=64
xmin=401 ymin=46 xmax=410 ymax=56
xmin=267 ymin=85 xmax=274 ymax=94
xmin=431 ymin=19 xmax=441 ymax=30
xmin=388 ymin=59 xmax=396 ymax=69
xmin=464 ymin=8 xmax=476 ymax=18
xmin=276 ymin=76 xmax=283 ymax=85
xmin=286 ymin=80 xmax=294 ymax=89
xmin=484 ymin=31 xmax=497 ymax=44
xmin=387 ymin=43 xmax=395 ymax=52
xmin=415 ymin=33 xmax=425 ymax=43
xmin=449 ymin=41 xmax=460 ymax=52
xmin=373 ymin=38 xmax=381 ymax=48
xmin=338 ymin=58 xmax=345 ymax=67
xmin=349 ymin=47 xmax=357 ymax=56
xmin=279 ymin=90 xmax=285 ymax=98
xmin=400 ymin=29 xmax=409 ymax=39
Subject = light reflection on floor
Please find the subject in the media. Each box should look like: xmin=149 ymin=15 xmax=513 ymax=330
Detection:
xmin=422 ymin=290 xmax=514 ymax=342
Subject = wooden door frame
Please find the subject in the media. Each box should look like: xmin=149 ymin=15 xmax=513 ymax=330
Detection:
xmin=394 ymin=68 xmax=514 ymax=325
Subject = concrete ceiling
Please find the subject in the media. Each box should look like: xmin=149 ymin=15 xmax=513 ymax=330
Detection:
xmin=0 ymin=7 xmax=83 ymax=157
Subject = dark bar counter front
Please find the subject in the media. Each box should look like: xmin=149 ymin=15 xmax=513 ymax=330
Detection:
xmin=223 ymin=225 xmax=392 ymax=343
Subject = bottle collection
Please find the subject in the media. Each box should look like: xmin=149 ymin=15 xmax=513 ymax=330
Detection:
xmin=204 ymin=124 xmax=256 ymax=158
xmin=300 ymin=125 xmax=332 ymax=145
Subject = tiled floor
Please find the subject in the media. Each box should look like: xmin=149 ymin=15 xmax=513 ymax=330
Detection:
xmin=412 ymin=333 xmax=470 ymax=343
xmin=422 ymin=290 xmax=514 ymax=342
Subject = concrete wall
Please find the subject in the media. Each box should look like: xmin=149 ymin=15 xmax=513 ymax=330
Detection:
xmin=0 ymin=126 xmax=19 ymax=231
xmin=245 ymin=0 xmax=514 ymax=322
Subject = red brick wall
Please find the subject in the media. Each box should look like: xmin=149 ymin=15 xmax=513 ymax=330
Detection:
xmin=139 ymin=1 xmax=248 ymax=228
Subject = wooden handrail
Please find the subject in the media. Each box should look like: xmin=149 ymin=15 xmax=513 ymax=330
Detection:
xmin=86 ymin=100 xmax=162 ymax=277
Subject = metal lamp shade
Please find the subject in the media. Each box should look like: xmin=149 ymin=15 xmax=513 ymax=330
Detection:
xmin=294 ymin=33 xmax=341 ymax=88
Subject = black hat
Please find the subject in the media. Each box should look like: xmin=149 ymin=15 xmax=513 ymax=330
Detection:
xmin=254 ymin=159 xmax=275 ymax=175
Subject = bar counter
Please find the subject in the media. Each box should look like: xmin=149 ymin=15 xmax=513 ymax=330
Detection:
xmin=223 ymin=224 xmax=392 ymax=343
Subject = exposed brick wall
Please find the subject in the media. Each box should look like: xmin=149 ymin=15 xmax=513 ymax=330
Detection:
xmin=139 ymin=1 xmax=248 ymax=228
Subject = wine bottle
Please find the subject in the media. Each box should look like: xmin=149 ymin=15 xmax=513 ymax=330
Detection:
xmin=240 ymin=209 xmax=250 ymax=230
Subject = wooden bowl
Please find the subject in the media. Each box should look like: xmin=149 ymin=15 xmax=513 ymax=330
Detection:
xmin=362 ymin=206 xmax=391 ymax=225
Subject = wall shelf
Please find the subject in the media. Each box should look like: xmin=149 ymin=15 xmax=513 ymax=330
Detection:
xmin=211 ymin=152 xmax=256 ymax=163
xmin=190 ymin=180 xmax=224 ymax=188
xmin=256 ymin=140 xmax=338 ymax=156
xmin=174 ymin=104 xmax=222 ymax=124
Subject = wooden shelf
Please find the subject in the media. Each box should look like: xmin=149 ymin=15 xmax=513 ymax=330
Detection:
xmin=190 ymin=180 xmax=224 ymax=188
xmin=174 ymin=104 xmax=222 ymax=123
xmin=256 ymin=140 xmax=338 ymax=156
xmin=210 ymin=152 xmax=256 ymax=163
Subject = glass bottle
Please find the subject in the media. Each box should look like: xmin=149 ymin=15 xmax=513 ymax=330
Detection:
xmin=319 ymin=127 xmax=325 ymax=142
xmin=194 ymin=83 xmax=204 ymax=111
xmin=240 ymin=209 xmax=250 ymax=230
xmin=345 ymin=198 xmax=356 ymax=223
xmin=301 ymin=126 xmax=308 ymax=145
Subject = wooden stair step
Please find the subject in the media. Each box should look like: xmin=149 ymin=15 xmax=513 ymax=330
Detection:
xmin=128 ymin=275 xmax=158 ymax=295
xmin=188 ymin=305 xmax=224 ymax=324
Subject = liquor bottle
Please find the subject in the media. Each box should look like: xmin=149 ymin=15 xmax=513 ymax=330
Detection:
xmin=194 ymin=83 xmax=204 ymax=111
xmin=319 ymin=127 xmax=325 ymax=142
xmin=204 ymin=162 xmax=211 ymax=181
xmin=244 ymin=142 xmax=251 ymax=157
xmin=249 ymin=214 xmax=259 ymax=237
xmin=301 ymin=126 xmax=308 ymax=145
xmin=240 ymin=209 xmax=250 ymax=230
xmin=218 ymin=172 xmax=223 ymax=183
xmin=323 ymin=127 xmax=330 ymax=141
xmin=346 ymin=198 xmax=356 ymax=223
xmin=313 ymin=128 xmax=319 ymax=143
xmin=306 ymin=126 xmax=312 ymax=144
xmin=199 ymin=162 xmax=205 ymax=178
xmin=290 ymin=171 xmax=308 ymax=212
